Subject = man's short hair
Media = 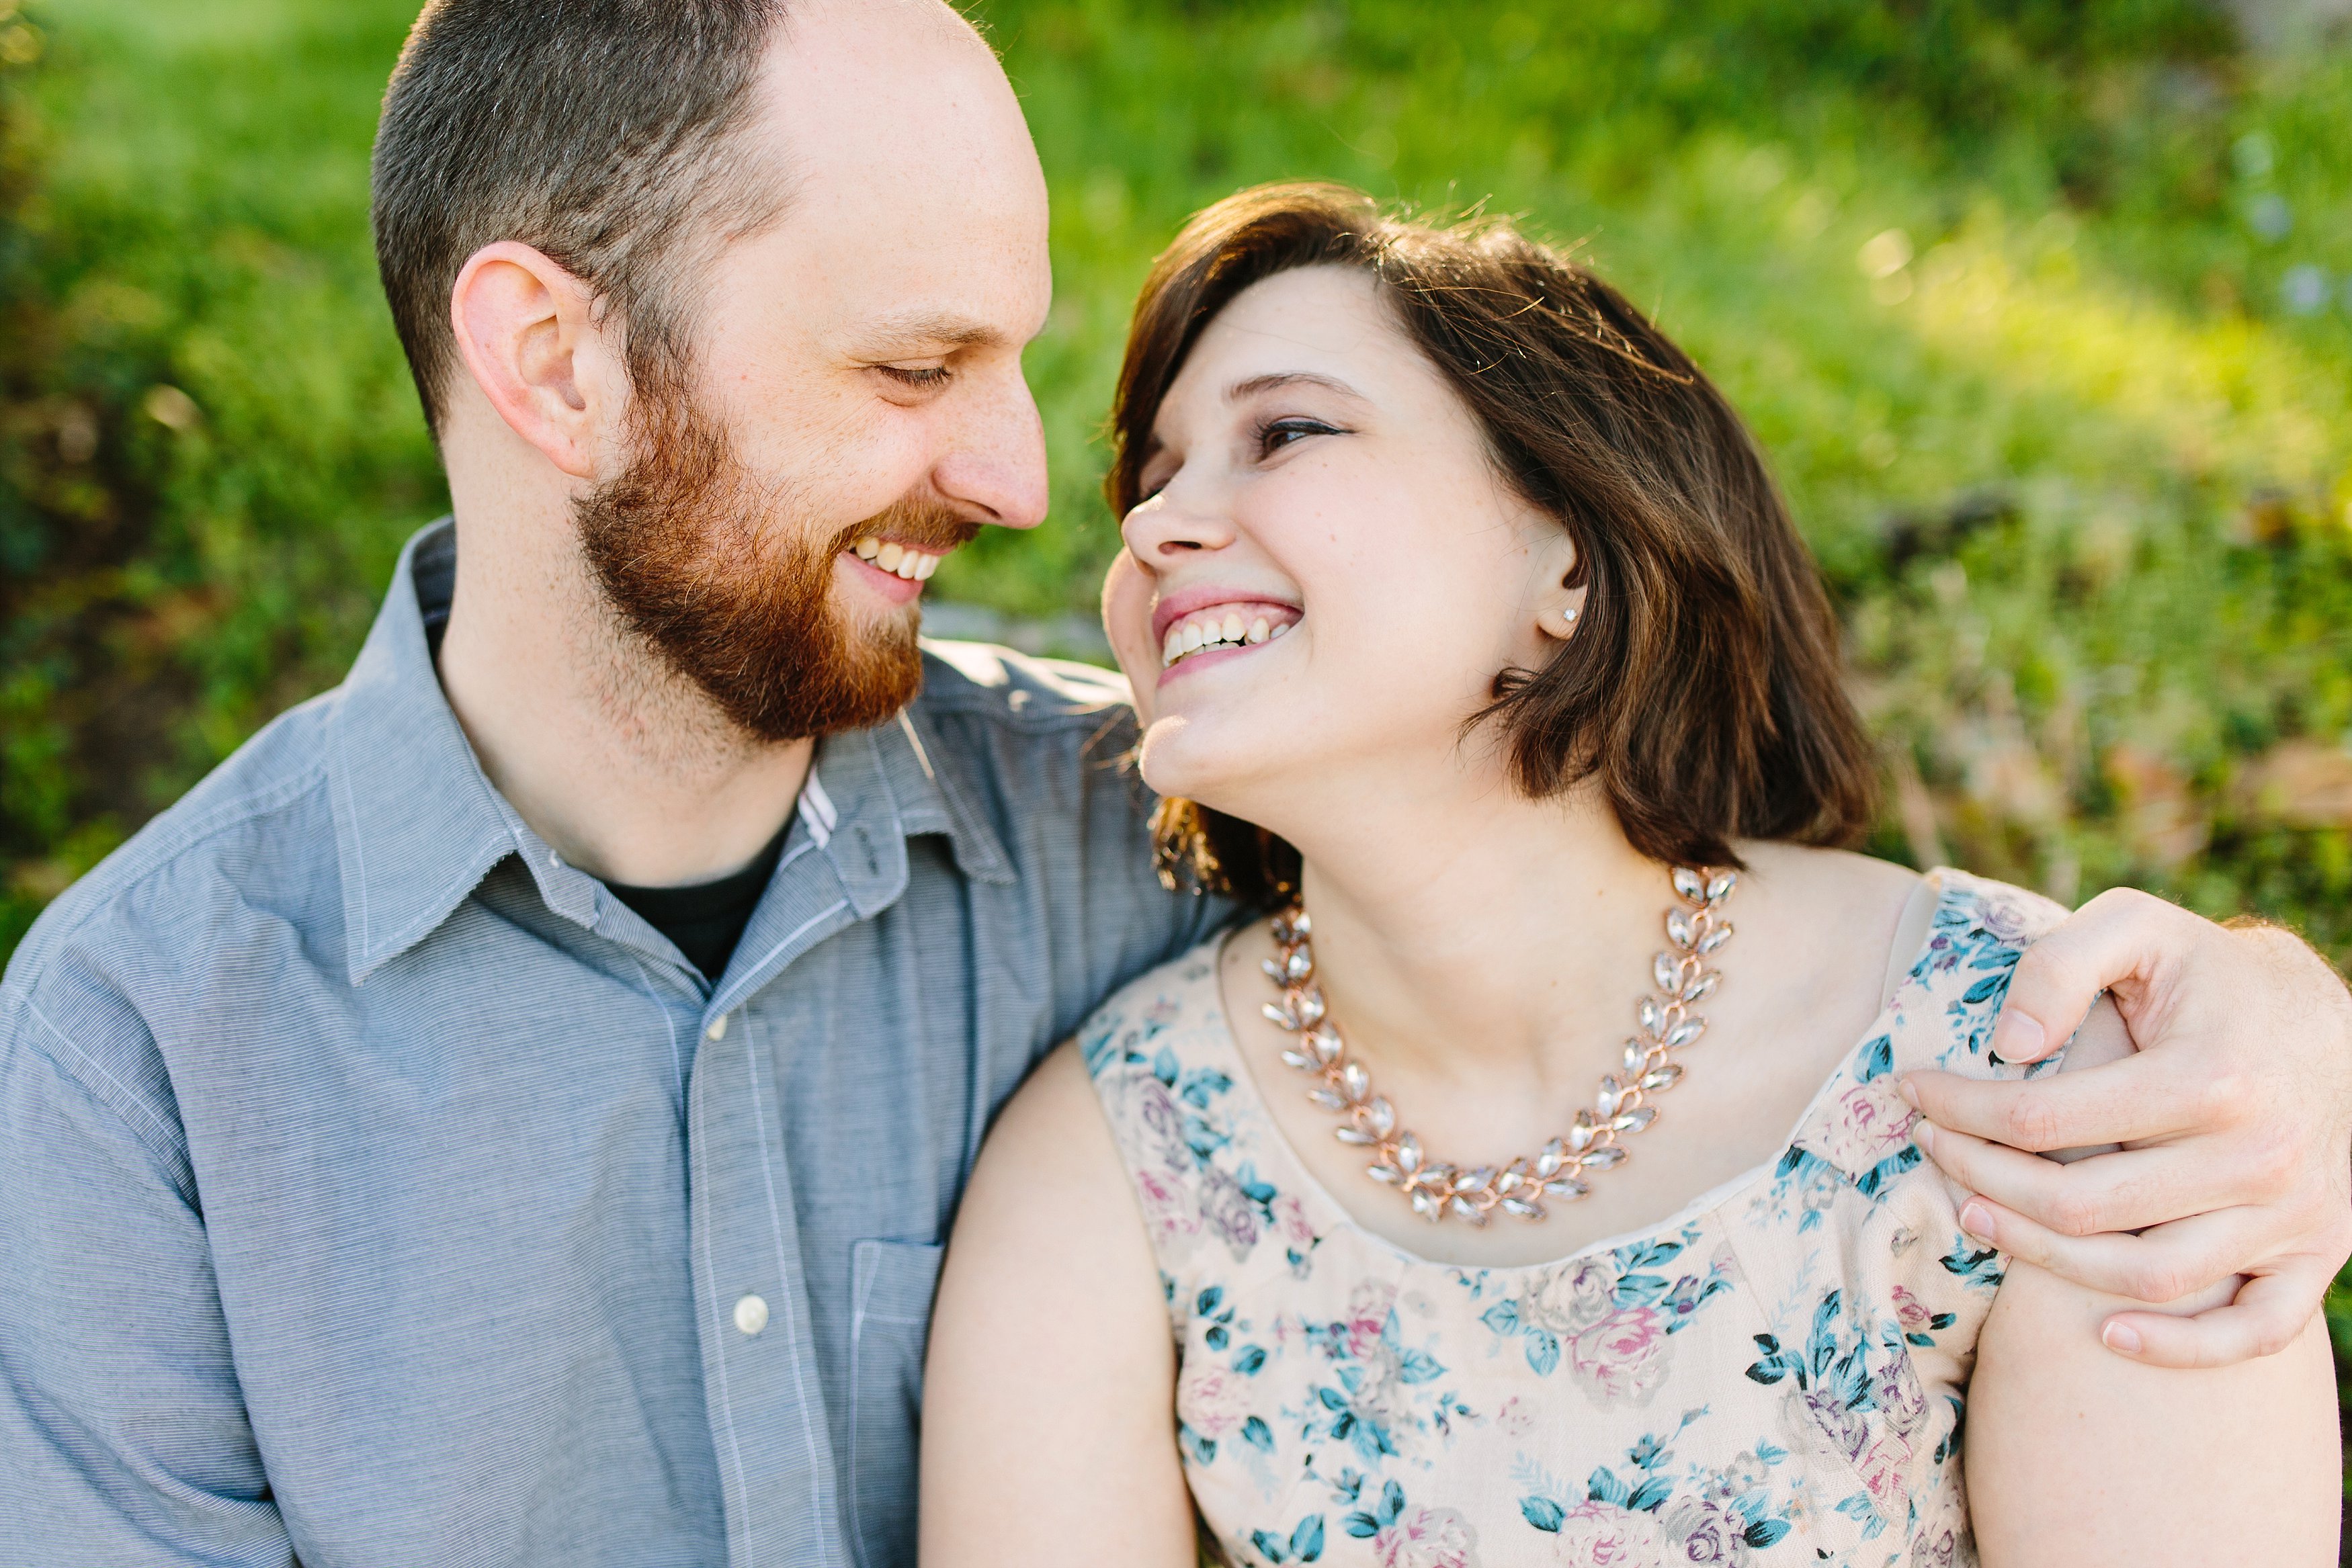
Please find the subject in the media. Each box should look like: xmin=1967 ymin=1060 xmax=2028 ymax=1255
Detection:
xmin=372 ymin=0 xmax=792 ymax=436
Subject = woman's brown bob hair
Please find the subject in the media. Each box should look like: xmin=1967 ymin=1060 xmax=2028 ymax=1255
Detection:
xmin=1107 ymin=182 xmax=1877 ymax=908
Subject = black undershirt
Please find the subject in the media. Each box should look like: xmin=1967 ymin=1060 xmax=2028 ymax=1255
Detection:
xmin=602 ymin=822 xmax=790 ymax=979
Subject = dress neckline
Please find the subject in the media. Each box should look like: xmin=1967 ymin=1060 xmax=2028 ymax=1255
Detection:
xmin=1191 ymin=871 xmax=1968 ymax=1278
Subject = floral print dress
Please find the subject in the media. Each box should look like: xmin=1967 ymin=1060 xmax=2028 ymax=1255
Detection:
xmin=1080 ymin=870 xmax=2067 ymax=1568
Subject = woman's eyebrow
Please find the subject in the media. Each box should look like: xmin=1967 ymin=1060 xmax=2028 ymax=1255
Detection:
xmin=1225 ymin=370 xmax=1367 ymax=403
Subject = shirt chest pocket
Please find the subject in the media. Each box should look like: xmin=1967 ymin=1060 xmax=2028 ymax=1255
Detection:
xmin=847 ymin=1237 xmax=946 ymax=1568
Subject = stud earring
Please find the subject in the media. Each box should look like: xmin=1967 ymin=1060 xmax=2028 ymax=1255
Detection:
xmin=1562 ymin=607 xmax=1580 ymax=624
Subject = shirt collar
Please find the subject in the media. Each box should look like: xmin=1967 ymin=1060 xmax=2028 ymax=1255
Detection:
xmin=327 ymin=520 xmax=1015 ymax=986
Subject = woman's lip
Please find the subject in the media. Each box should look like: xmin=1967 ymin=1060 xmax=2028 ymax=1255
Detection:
xmin=1155 ymin=636 xmax=1267 ymax=687
xmin=1149 ymin=584 xmax=1302 ymax=644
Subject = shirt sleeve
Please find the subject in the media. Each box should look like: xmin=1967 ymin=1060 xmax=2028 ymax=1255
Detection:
xmin=0 ymin=996 xmax=294 ymax=1567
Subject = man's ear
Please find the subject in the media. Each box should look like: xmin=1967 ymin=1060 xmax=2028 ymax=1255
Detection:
xmin=1531 ymin=528 xmax=1586 ymax=646
xmin=448 ymin=241 xmax=624 ymax=480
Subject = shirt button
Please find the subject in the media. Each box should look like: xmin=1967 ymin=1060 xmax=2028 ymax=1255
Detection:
xmin=734 ymin=1293 xmax=769 ymax=1337
xmin=706 ymin=1014 xmax=728 ymax=1041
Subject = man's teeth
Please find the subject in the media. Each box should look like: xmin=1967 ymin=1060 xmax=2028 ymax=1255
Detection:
xmin=851 ymin=536 xmax=941 ymax=580
xmin=1160 ymin=609 xmax=1297 ymax=667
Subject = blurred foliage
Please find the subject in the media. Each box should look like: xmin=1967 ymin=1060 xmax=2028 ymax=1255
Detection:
xmin=0 ymin=0 xmax=2348 ymax=1505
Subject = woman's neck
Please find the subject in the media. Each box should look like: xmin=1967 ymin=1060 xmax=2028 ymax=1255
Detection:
xmin=1251 ymin=757 xmax=1675 ymax=1088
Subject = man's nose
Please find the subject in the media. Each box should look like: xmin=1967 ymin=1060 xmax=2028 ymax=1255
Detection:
xmin=932 ymin=366 xmax=1048 ymax=530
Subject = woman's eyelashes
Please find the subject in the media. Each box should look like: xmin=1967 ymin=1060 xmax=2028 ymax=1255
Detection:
xmin=874 ymin=363 xmax=952 ymax=389
xmin=1133 ymin=414 xmax=1347 ymax=501
xmin=1255 ymin=415 xmax=1345 ymax=458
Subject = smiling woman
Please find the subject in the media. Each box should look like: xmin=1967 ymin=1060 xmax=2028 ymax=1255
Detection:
xmin=1108 ymin=182 xmax=1876 ymax=911
xmin=919 ymin=183 xmax=2339 ymax=1568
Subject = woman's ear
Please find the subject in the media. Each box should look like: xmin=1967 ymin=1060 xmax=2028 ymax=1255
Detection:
xmin=1532 ymin=529 xmax=1586 ymax=646
xmin=448 ymin=241 xmax=625 ymax=480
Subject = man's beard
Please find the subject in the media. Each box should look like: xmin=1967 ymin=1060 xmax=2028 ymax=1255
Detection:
xmin=574 ymin=387 xmax=978 ymax=744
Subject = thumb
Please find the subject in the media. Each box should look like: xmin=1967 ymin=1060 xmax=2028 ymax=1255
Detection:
xmin=1993 ymin=887 xmax=2187 ymax=1063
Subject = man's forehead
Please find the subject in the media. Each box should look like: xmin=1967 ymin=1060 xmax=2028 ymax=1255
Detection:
xmin=735 ymin=0 xmax=1050 ymax=342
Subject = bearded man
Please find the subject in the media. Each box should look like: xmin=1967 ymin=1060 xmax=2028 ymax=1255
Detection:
xmin=3 ymin=2 xmax=2349 ymax=1565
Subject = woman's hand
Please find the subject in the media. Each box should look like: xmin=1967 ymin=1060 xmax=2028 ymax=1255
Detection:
xmin=1903 ymin=888 xmax=2352 ymax=1368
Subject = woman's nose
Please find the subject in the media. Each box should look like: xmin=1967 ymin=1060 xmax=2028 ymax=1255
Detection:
xmin=1120 ymin=483 xmax=1238 ymax=565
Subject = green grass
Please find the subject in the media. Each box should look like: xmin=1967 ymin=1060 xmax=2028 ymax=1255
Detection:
xmin=1 ymin=0 xmax=2349 ymax=1510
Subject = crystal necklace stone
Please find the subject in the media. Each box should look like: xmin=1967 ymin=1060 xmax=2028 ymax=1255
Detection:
xmin=1265 ymin=867 xmax=1736 ymax=1226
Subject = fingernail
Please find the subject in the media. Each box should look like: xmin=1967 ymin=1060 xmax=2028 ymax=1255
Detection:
xmin=1898 ymin=1079 xmax=1921 ymax=1110
xmin=1910 ymin=1119 xmax=1936 ymax=1155
xmin=2100 ymin=1319 xmax=2143 ymax=1356
xmin=1958 ymin=1199 xmax=1994 ymax=1241
xmin=1992 ymin=1012 xmax=2047 ymax=1061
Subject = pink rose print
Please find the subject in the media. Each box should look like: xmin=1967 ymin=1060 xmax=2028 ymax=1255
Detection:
xmin=1175 ymin=1358 xmax=1249 ymax=1441
xmin=1494 ymin=1395 xmax=1537 ymax=1439
xmin=1888 ymin=1284 xmax=1932 ymax=1333
xmin=1816 ymin=1079 xmax=1916 ymax=1172
xmin=1551 ymin=1500 xmax=1671 ymax=1566
xmin=1567 ymin=1307 xmax=1672 ymax=1407
xmin=1132 ymin=1165 xmax=1199 ymax=1251
xmin=1273 ymin=1194 xmax=1318 ymax=1253
xmin=1853 ymin=1427 xmax=1913 ymax=1508
xmin=1345 ymin=1280 xmax=1399 ymax=1359
xmin=1373 ymin=1505 xmax=1480 ymax=1568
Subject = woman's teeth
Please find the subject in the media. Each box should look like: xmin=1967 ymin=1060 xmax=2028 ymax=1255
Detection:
xmin=1161 ymin=609 xmax=1295 ymax=668
xmin=851 ymin=536 xmax=941 ymax=581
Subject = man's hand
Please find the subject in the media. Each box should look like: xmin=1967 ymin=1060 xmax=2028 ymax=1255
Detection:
xmin=1902 ymin=887 xmax=2352 ymax=1368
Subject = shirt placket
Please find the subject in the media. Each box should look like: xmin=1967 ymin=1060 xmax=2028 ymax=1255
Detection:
xmin=687 ymin=735 xmax=911 ymax=1568
xmin=688 ymin=984 xmax=853 ymax=1568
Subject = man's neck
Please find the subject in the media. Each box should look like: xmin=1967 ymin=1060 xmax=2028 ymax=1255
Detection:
xmin=433 ymin=506 xmax=812 ymax=888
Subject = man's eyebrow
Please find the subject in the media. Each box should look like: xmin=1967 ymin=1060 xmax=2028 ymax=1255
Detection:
xmin=859 ymin=310 xmax=1010 ymax=353
xmin=1226 ymin=370 xmax=1367 ymax=402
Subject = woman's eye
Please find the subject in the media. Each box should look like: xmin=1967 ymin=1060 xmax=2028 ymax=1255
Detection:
xmin=1258 ymin=417 xmax=1337 ymax=455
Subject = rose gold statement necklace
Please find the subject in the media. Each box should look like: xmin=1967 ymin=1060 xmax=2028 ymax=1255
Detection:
xmin=1263 ymin=867 xmax=1737 ymax=1226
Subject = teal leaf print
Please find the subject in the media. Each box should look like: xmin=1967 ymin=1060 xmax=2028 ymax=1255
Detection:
xmin=1234 ymin=1345 xmax=1266 ymax=1375
xmin=1251 ymin=1515 xmax=1325 ymax=1564
xmin=1525 ymin=1328 xmax=1560 ymax=1376
xmin=1587 ymin=1466 xmax=1632 ymax=1508
xmin=1344 ymin=1479 xmax=1406 ymax=1538
xmin=1745 ymin=1333 xmax=1804 ymax=1388
xmin=1941 ymin=1242 xmax=2004 ymax=1289
xmin=1627 ymin=1474 xmax=1673 ymax=1512
xmin=1617 ymin=1238 xmax=1684 ymax=1272
xmin=1961 ymin=973 xmax=2006 ymax=1006
xmin=1744 ymin=1518 xmax=1792 ymax=1548
xmin=1856 ymin=1034 xmax=1893 ymax=1080
xmin=1241 ymin=1416 xmax=1273 ymax=1452
xmin=1396 ymin=1347 xmax=1445 ymax=1385
xmin=1521 ymin=1496 xmax=1565 ymax=1532
xmin=1615 ymin=1273 xmax=1672 ymax=1308
xmin=1480 ymin=1301 xmax=1520 ymax=1336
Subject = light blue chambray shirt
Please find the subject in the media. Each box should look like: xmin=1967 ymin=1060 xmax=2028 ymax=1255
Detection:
xmin=0 ymin=521 xmax=1227 ymax=1567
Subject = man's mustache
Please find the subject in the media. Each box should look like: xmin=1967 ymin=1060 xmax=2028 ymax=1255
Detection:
xmin=830 ymin=500 xmax=982 ymax=560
